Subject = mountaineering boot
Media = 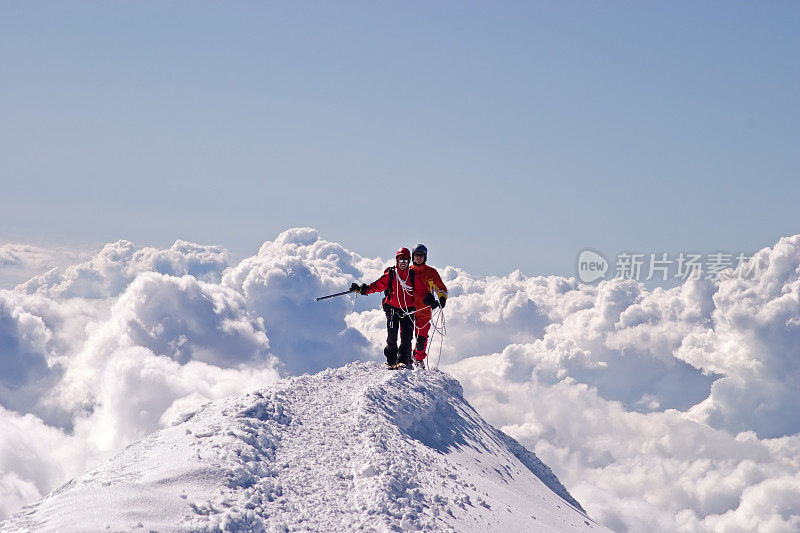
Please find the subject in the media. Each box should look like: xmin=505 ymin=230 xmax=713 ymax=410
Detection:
xmin=396 ymin=350 xmax=413 ymax=369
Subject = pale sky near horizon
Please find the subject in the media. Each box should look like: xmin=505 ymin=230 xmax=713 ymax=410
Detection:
xmin=2 ymin=1 xmax=798 ymax=278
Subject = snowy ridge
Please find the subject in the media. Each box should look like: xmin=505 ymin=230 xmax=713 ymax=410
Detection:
xmin=1 ymin=362 xmax=604 ymax=532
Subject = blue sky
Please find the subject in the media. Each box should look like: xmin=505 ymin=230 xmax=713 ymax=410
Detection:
xmin=1 ymin=1 xmax=797 ymax=277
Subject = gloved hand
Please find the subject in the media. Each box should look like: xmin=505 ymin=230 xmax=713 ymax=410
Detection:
xmin=350 ymin=283 xmax=369 ymax=295
xmin=439 ymin=295 xmax=447 ymax=308
xmin=423 ymin=293 xmax=439 ymax=309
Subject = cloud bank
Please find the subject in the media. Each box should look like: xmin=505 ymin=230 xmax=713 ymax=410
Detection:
xmin=0 ymin=243 xmax=88 ymax=289
xmin=1 ymin=230 xmax=798 ymax=532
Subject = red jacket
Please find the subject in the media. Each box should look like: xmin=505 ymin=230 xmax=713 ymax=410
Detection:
xmin=366 ymin=265 xmax=427 ymax=309
xmin=411 ymin=263 xmax=448 ymax=309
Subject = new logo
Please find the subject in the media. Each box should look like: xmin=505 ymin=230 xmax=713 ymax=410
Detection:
xmin=577 ymin=250 xmax=608 ymax=283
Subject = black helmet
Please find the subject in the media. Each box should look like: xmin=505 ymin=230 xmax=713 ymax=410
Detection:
xmin=412 ymin=244 xmax=427 ymax=264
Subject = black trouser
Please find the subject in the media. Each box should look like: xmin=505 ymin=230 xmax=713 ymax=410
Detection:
xmin=383 ymin=303 xmax=415 ymax=365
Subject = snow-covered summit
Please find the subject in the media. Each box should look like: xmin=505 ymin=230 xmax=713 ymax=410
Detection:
xmin=1 ymin=362 xmax=604 ymax=532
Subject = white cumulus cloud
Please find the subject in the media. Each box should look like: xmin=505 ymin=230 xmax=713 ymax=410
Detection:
xmin=19 ymin=240 xmax=229 ymax=298
xmin=221 ymin=228 xmax=377 ymax=374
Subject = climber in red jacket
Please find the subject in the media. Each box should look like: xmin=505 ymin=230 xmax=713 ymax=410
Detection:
xmin=410 ymin=244 xmax=448 ymax=365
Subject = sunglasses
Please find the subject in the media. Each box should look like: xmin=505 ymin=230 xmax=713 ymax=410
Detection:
xmin=397 ymin=258 xmax=410 ymax=262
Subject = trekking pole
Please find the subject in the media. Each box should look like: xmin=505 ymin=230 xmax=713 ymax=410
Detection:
xmin=315 ymin=289 xmax=355 ymax=301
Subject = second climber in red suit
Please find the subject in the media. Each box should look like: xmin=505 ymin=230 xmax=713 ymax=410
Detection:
xmin=350 ymin=248 xmax=429 ymax=369
xmin=410 ymin=244 xmax=448 ymax=365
